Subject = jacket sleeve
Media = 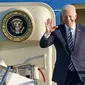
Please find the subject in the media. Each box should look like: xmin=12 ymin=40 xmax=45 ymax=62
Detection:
xmin=39 ymin=32 xmax=55 ymax=48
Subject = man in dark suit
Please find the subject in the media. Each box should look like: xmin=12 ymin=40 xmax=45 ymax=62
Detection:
xmin=40 ymin=4 xmax=85 ymax=85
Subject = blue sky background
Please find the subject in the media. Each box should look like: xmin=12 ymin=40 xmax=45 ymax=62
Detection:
xmin=0 ymin=0 xmax=85 ymax=9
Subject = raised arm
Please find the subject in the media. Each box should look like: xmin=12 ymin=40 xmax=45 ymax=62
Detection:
xmin=40 ymin=18 xmax=58 ymax=48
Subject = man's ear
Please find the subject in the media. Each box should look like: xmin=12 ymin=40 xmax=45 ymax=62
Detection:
xmin=75 ymin=14 xmax=77 ymax=20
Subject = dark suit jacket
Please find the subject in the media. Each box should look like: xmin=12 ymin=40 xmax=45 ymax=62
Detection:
xmin=40 ymin=24 xmax=85 ymax=85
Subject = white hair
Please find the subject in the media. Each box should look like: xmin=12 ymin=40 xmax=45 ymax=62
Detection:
xmin=61 ymin=4 xmax=77 ymax=16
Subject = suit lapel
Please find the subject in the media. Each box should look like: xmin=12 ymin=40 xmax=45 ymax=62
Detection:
xmin=73 ymin=24 xmax=81 ymax=50
xmin=56 ymin=25 xmax=69 ymax=54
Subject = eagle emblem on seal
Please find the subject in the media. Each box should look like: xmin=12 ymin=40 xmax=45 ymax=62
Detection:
xmin=11 ymin=18 xmax=24 ymax=34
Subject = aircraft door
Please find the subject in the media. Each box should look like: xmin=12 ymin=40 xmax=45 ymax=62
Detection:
xmin=0 ymin=2 xmax=56 ymax=85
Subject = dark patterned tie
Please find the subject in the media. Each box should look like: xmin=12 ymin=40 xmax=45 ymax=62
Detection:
xmin=67 ymin=28 xmax=75 ymax=71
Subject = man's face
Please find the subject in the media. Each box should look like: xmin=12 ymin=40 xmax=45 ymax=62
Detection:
xmin=62 ymin=8 xmax=77 ymax=27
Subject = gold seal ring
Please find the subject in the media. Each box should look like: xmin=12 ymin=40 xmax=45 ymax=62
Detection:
xmin=1 ymin=10 xmax=34 ymax=42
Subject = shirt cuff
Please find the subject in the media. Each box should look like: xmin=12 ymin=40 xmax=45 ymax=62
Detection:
xmin=44 ymin=33 xmax=50 ymax=38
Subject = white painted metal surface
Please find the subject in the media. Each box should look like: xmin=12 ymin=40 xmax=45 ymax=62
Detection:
xmin=0 ymin=2 xmax=56 ymax=85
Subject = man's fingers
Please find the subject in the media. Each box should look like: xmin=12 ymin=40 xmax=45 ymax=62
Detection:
xmin=47 ymin=18 xmax=52 ymax=24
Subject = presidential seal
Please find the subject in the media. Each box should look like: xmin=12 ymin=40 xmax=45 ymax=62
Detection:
xmin=1 ymin=10 xmax=34 ymax=42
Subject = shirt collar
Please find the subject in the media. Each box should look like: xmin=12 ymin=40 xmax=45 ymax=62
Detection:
xmin=65 ymin=22 xmax=76 ymax=30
